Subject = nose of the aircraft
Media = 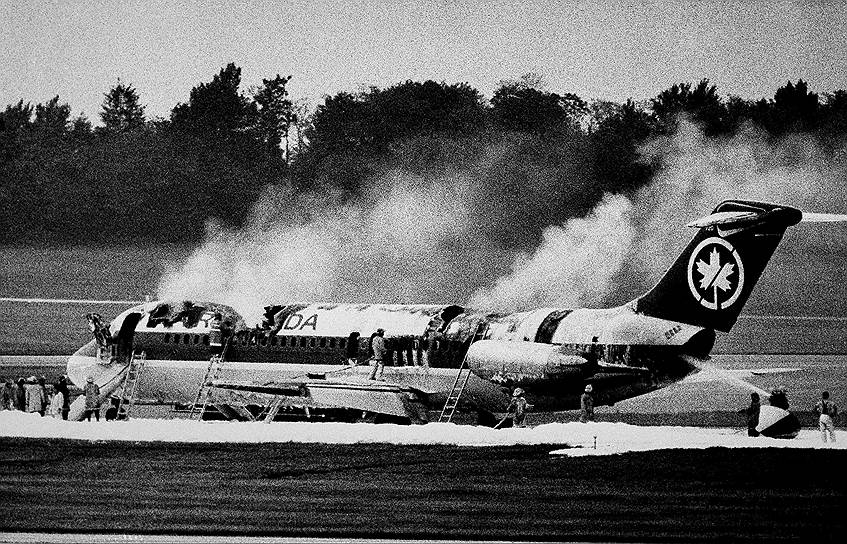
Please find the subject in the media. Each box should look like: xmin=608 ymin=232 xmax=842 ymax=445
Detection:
xmin=66 ymin=339 xmax=99 ymax=387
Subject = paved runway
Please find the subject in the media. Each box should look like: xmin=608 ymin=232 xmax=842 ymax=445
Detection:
xmin=1 ymin=438 xmax=845 ymax=541
xmin=1 ymin=535 xmax=527 ymax=544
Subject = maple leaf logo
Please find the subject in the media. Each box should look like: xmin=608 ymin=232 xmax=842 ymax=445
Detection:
xmin=696 ymin=248 xmax=735 ymax=293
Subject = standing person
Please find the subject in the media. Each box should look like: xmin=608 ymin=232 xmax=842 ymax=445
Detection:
xmin=345 ymin=331 xmax=360 ymax=366
xmin=56 ymin=376 xmax=70 ymax=420
xmin=49 ymin=383 xmax=65 ymax=419
xmin=37 ymin=376 xmax=49 ymax=416
xmin=368 ymin=329 xmax=386 ymax=380
xmin=0 ymin=379 xmax=13 ymax=410
xmin=507 ymin=388 xmax=528 ymax=428
xmin=814 ymin=391 xmax=838 ymax=443
xmin=580 ymin=384 xmax=595 ymax=423
xmin=746 ymin=392 xmax=761 ymax=437
xmin=14 ymin=378 xmax=26 ymax=411
xmin=83 ymin=376 xmax=101 ymax=422
xmin=25 ymin=376 xmax=44 ymax=415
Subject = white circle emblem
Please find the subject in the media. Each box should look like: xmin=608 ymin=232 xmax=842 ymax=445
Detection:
xmin=687 ymin=237 xmax=745 ymax=310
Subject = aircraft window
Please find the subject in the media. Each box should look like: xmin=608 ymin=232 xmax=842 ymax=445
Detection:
xmin=309 ymin=338 xmax=316 ymax=348
xmin=299 ymin=337 xmax=307 ymax=348
xmin=339 ymin=338 xmax=346 ymax=349
xmin=164 ymin=333 xmax=170 ymax=343
xmin=271 ymin=336 xmax=278 ymax=346
xmin=193 ymin=335 xmax=199 ymax=345
xmin=183 ymin=335 xmax=190 ymax=344
xmin=278 ymin=336 xmax=286 ymax=347
xmin=260 ymin=336 xmax=268 ymax=346
xmin=329 ymin=338 xmax=336 ymax=349
xmin=319 ymin=337 xmax=326 ymax=348
xmin=202 ymin=335 xmax=209 ymax=345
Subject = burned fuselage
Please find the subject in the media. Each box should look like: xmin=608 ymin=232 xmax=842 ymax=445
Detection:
xmin=69 ymin=298 xmax=710 ymax=412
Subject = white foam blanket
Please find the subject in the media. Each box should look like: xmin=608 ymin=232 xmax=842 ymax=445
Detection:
xmin=0 ymin=411 xmax=842 ymax=456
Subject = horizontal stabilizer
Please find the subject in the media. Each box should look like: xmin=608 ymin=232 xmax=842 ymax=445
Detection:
xmin=686 ymin=210 xmax=760 ymax=228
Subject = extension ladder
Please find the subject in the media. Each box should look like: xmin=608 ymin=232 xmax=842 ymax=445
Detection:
xmin=115 ymin=351 xmax=146 ymax=421
xmin=260 ymin=396 xmax=284 ymax=423
xmin=438 ymin=322 xmax=489 ymax=423
xmin=189 ymin=338 xmax=230 ymax=420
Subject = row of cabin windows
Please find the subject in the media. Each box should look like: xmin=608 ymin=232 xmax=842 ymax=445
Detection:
xmin=160 ymin=333 xmax=347 ymax=350
xmin=235 ymin=334 xmax=348 ymax=349
xmin=162 ymin=333 xmax=210 ymax=346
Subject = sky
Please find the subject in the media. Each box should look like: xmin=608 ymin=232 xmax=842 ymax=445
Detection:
xmin=2 ymin=0 xmax=847 ymax=123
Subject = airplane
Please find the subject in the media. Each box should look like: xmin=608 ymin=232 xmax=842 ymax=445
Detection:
xmin=65 ymin=199 xmax=809 ymax=435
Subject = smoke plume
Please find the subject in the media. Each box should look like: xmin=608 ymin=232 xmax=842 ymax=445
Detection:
xmin=158 ymin=121 xmax=847 ymax=322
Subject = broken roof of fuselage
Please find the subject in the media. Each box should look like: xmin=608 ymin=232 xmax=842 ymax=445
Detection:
xmin=265 ymin=303 xmax=464 ymax=337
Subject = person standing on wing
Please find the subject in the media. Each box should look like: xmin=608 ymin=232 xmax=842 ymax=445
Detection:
xmin=368 ymin=329 xmax=386 ymax=380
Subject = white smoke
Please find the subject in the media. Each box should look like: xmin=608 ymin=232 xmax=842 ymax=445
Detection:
xmin=158 ymin=119 xmax=847 ymax=321
xmin=467 ymin=194 xmax=634 ymax=311
xmin=158 ymin=169 xmax=507 ymax=323
xmin=621 ymin=119 xmax=847 ymax=306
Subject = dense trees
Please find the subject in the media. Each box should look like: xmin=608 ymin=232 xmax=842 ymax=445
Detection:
xmin=1 ymin=69 xmax=846 ymax=245
xmin=100 ymin=81 xmax=145 ymax=133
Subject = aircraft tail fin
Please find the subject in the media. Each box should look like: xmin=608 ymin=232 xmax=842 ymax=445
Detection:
xmin=633 ymin=200 xmax=802 ymax=332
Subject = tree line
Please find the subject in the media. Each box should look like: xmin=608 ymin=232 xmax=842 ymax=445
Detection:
xmin=1 ymin=65 xmax=845 ymax=245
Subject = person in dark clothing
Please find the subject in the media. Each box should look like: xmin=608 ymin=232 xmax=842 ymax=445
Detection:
xmin=37 ymin=376 xmax=49 ymax=416
xmin=0 ymin=379 xmax=13 ymax=410
xmin=56 ymin=376 xmax=71 ymax=420
xmin=83 ymin=376 xmax=101 ymax=421
xmin=14 ymin=378 xmax=26 ymax=411
xmin=746 ymin=392 xmax=761 ymax=437
xmin=345 ymin=332 xmax=360 ymax=366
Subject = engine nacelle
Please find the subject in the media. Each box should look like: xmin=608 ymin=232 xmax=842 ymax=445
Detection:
xmin=465 ymin=340 xmax=589 ymax=381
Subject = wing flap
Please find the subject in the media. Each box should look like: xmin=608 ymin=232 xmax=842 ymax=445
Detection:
xmin=208 ymin=379 xmax=428 ymax=421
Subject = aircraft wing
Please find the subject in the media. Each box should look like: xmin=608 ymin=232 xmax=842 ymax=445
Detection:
xmin=207 ymin=378 xmax=429 ymax=422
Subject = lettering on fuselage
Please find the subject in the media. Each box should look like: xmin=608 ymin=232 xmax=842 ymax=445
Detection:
xmin=282 ymin=313 xmax=318 ymax=331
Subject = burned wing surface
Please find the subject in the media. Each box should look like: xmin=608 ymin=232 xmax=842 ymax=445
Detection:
xmin=635 ymin=200 xmax=802 ymax=332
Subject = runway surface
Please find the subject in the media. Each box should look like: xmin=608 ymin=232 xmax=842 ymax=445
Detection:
xmin=1 ymin=436 xmax=845 ymax=541
xmin=1 ymin=412 xmax=846 ymax=541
